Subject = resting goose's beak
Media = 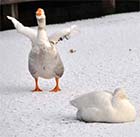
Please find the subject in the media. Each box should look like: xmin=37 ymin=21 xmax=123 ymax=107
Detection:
xmin=36 ymin=8 xmax=43 ymax=16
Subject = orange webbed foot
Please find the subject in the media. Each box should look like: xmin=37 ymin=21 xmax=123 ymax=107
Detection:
xmin=32 ymin=78 xmax=43 ymax=92
xmin=50 ymin=86 xmax=61 ymax=92
xmin=50 ymin=78 xmax=61 ymax=92
xmin=32 ymin=88 xmax=43 ymax=92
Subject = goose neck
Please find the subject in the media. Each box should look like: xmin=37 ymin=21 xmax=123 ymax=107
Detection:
xmin=37 ymin=18 xmax=46 ymax=29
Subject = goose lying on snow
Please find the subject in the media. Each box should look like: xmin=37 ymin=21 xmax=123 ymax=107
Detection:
xmin=71 ymin=88 xmax=136 ymax=123
xmin=7 ymin=8 xmax=79 ymax=92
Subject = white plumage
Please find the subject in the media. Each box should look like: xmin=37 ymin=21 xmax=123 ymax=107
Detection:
xmin=6 ymin=17 xmax=78 ymax=46
xmin=71 ymin=88 xmax=136 ymax=123
xmin=7 ymin=8 xmax=78 ymax=92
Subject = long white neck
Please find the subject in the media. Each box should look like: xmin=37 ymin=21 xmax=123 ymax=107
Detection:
xmin=37 ymin=18 xmax=51 ymax=48
xmin=37 ymin=18 xmax=46 ymax=29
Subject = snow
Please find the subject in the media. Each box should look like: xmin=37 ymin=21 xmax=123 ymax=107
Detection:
xmin=1 ymin=12 xmax=140 ymax=137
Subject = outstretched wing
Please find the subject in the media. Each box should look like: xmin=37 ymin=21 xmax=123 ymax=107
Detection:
xmin=7 ymin=16 xmax=37 ymax=43
xmin=49 ymin=25 xmax=79 ymax=45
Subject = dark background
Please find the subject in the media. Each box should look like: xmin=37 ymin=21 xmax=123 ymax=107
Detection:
xmin=0 ymin=0 xmax=140 ymax=31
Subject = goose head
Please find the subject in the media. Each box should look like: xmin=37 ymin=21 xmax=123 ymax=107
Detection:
xmin=113 ymin=88 xmax=128 ymax=100
xmin=36 ymin=8 xmax=46 ymax=28
xmin=36 ymin=8 xmax=45 ymax=19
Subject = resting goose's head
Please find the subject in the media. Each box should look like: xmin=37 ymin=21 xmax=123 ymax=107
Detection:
xmin=113 ymin=88 xmax=128 ymax=100
xmin=36 ymin=8 xmax=45 ymax=20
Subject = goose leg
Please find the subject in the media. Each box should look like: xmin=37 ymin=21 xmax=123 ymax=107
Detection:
xmin=32 ymin=78 xmax=42 ymax=92
xmin=50 ymin=78 xmax=61 ymax=92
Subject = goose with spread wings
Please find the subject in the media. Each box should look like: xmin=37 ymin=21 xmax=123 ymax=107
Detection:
xmin=7 ymin=8 xmax=79 ymax=92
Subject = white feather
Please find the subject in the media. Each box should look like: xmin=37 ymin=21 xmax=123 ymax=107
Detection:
xmin=7 ymin=16 xmax=37 ymax=44
xmin=71 ymin=88 xmax=136 ymax=123
xmin=7 ymin=16 xmax=79 ymax=46
xmin=7 ymin=9 xmax=64 ymax=82
xmin=49 ymin=25 xmax=79 ymax=45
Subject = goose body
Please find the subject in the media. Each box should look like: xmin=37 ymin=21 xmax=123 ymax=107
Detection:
xmin=29 ymin=45 xmax=63 ymax=79
xmin=71 ymin=88 xmax=136 ymax=123
xmin=29 ymin=9 xmax=64 ymax=81
xmin=7 ymin=8 xmax=78 ymax=92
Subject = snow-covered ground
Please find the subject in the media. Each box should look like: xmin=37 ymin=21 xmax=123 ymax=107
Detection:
xmin=1 ymin=12 xmax=140 ymax=137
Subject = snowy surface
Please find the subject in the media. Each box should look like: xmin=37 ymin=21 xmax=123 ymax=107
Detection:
xmin=1 ymin=12 xmax=140 ymax=137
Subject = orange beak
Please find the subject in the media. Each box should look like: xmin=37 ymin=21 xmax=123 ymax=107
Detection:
xmin=36 ymin=8 xmax=42 ymax=16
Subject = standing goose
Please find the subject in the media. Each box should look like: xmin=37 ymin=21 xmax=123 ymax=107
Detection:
xmin=7 ymin=8 xmax=78 ymax=92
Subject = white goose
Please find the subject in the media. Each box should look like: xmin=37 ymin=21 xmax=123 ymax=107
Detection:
xmin=7 ymin=8 xmax=78 ymax=92
xmin=71 ymin=88 xmax=136 ymax=123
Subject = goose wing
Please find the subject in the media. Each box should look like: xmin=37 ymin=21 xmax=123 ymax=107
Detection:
xmin=77 ymin=107 xmax=101 ymax=122
xmin=7 ymin=16 xmax=37 ymax=43
xmin=49 ymin=25 xmax=79 ymax=45
xmin=70 ymin=91 xmax=113 ymax=110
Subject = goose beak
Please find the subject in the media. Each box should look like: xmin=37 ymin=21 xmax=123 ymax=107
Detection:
xmin=36 ymin=8 xmax=43 ymax=16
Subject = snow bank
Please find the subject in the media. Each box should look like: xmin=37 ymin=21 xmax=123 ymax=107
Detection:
xmin=1 ymin=12 xmax=140 ymax=137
